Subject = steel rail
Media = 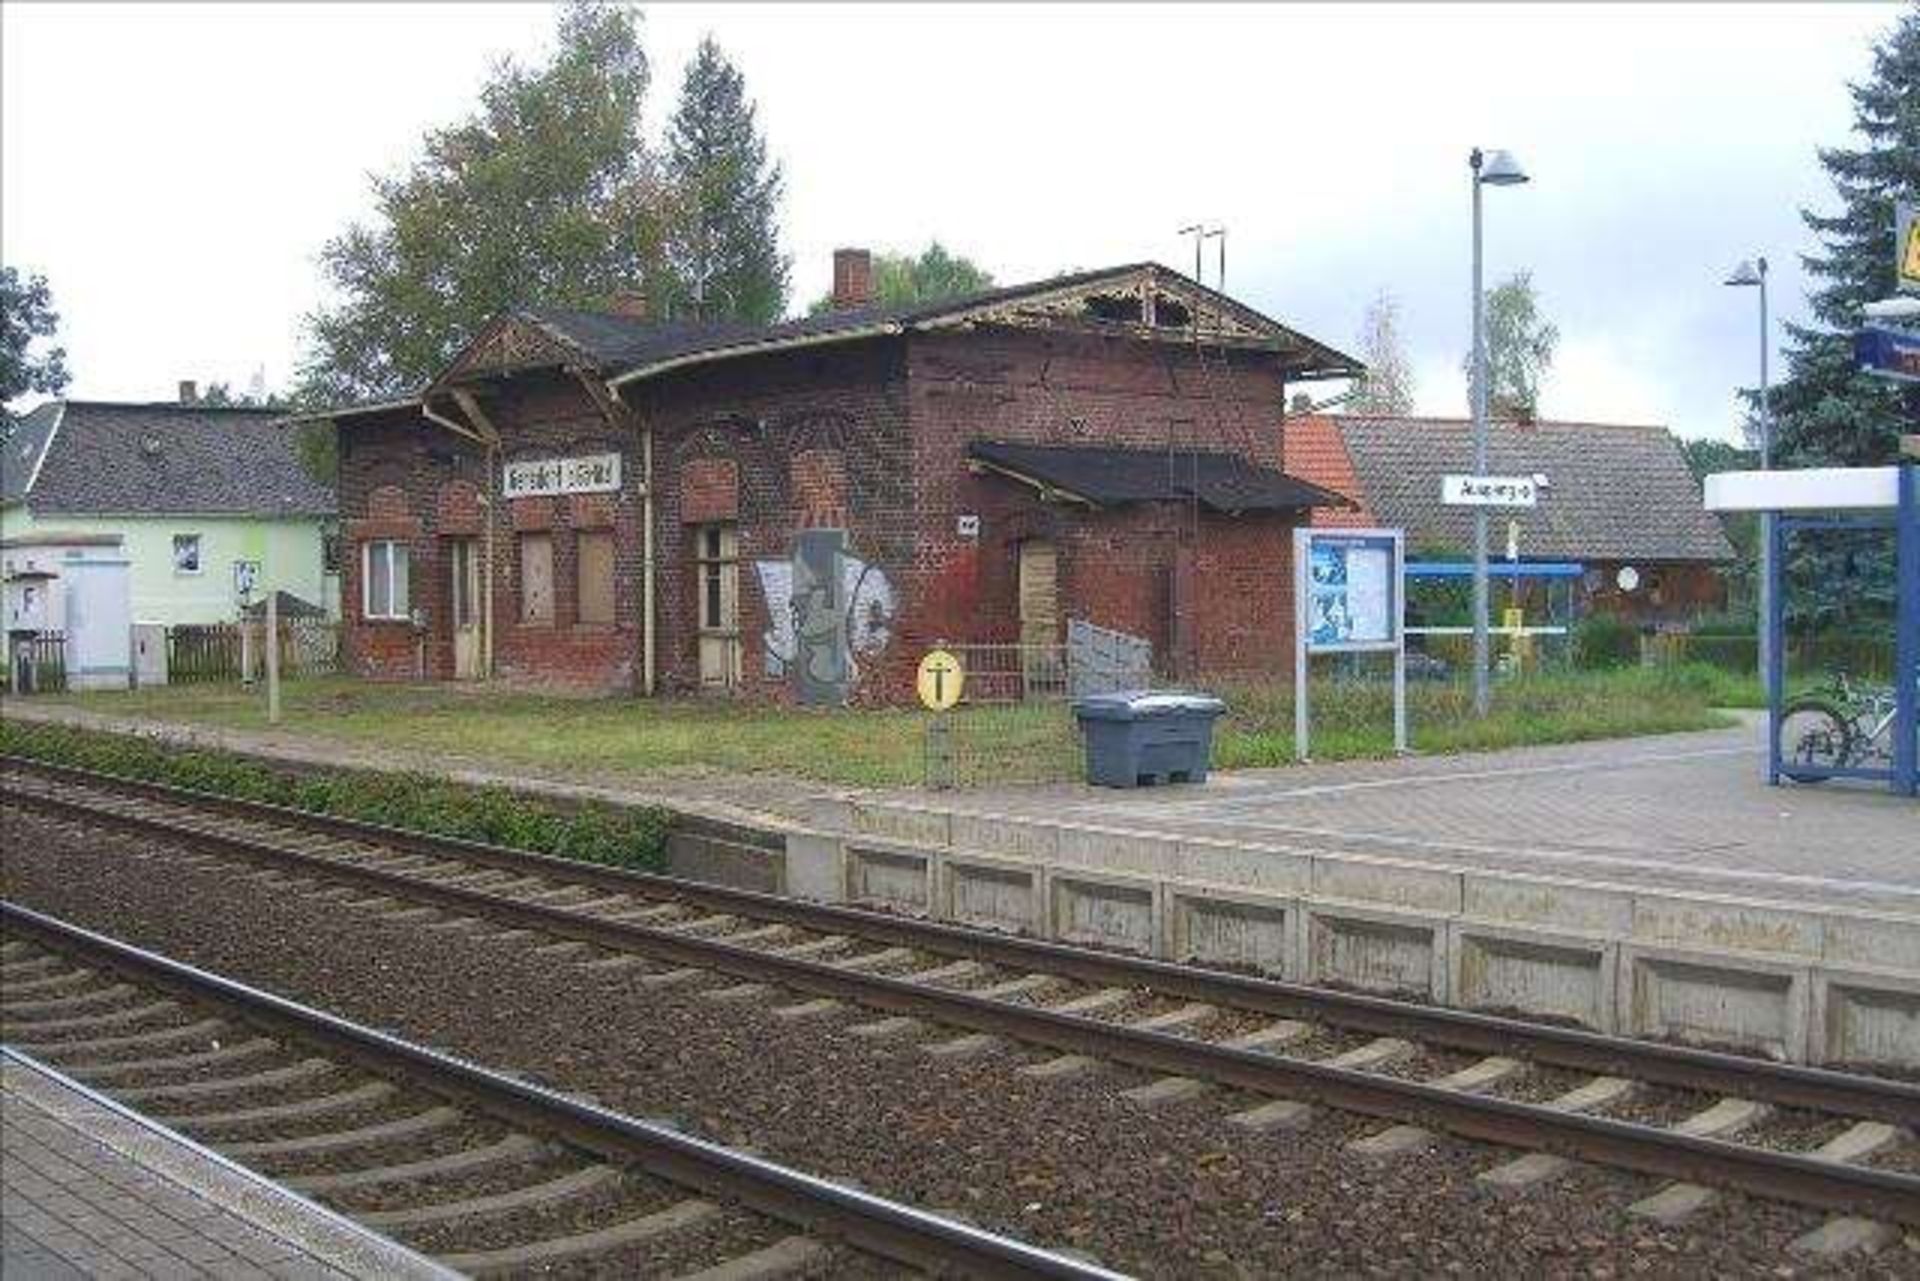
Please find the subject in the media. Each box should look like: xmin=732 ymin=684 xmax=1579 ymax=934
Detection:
xmin=5 ymin=755 xmax=1915 ymax=1124
xmin=6 ymin=777 xmax=1918 ymax=1226
xmin=0 ymin=901 xmax=1126 ymax=1281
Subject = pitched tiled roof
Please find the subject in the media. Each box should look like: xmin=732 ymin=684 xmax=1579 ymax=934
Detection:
xmin=7 ymin=401 xmax=335 ymax=517
xmin=967 ymin=440 xmax=1348 ymax=514
xmin=1327 ymin=414 xmax=1734 ymax=562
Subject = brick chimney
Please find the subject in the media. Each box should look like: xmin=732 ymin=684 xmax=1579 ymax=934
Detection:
xmin=178 ymin=380 xmax=197 ymax=405
xmin=831 ymin=248 xmax=874 ymax=311
xmin=608 ymin=288 xmax=649 ymax=321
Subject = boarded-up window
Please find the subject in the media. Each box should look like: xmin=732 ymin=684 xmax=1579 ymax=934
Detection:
xmin=519 ymin=533 xmax=554 ymax=625
xmin=577 ymin=531 xmax=616 ymax=625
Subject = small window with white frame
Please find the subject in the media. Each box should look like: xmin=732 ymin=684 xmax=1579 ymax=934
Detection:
xmin=362 ymin=539 xmax=411 ymax=620
xmin=172 ymin=533 xmax=203 ymax=575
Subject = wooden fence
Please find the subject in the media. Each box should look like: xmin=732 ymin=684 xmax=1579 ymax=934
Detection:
xmin=4 ymin=632 xmax=68 ymax=694
xmin=166 ymin=621 xmax=341 ymax=684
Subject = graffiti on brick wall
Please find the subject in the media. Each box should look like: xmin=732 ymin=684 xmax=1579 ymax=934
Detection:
xmin=753 ymin=529 xmax=897 ymax=703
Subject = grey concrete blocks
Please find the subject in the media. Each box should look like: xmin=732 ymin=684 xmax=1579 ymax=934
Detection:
xmin=1810 ymin=968 xmax=1920 ymax=1068
xmin=1451 ymin=923 xmax=1616 ymax=1032
xmin=943 ymin=857 xmax=1039 ymax=935
xmin=759 ymin=793 xmax=1920 ymax=1067
xmin=1305 ymin=905 xmax=1447 ymax=1001
xmin=1622 ymin=948 xmax=1808 ymax=1061
xmin=1049 ymin=871 xmax=1158 ymax=955
xmin=844 ymin=845 xmax=930 ymax=913
xmin=1168 ymin=889 xmax=1297 ymax=976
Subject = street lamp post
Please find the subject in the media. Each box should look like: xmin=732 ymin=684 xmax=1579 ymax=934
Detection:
xmin=1725 ymin=257 xmax=1773 ymax=698
xmin=1470 ymin=147 xmax=1530 ymax=717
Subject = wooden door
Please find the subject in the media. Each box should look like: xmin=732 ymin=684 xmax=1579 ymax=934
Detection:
xmin=449 ymin=538 xmax=482 ymax=679
xmin=695 ymin=524 xmax=741 ymax=689
xmin=1018 ymin=540 xmax=1061 ymax=695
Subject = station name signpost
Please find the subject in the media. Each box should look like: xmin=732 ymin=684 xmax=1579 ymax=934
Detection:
xmin=1293 ymin=528 xmax=1406 ymax=761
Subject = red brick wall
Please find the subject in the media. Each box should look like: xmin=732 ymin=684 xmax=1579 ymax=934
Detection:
xmin=625 ymin=339 xmax=913 ymax=701
xmin=336 ymin=371 xmax=644 ymax=690
xmin=901 ymin=328 xmax=1301 ymax=683
xmin=340 ymin=326 xmax=1315 ymax=700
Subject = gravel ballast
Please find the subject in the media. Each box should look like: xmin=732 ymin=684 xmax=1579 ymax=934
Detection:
xmin=4 ymin=807 xmax=1917 ymax=1278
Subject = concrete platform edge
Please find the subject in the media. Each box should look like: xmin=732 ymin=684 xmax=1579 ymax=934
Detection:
xmin=3 ymin=1047 xmax=454 ymax=1279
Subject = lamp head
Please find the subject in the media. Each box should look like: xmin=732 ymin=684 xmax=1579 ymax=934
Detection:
xmin=1477 ymin=149 xmax=1529 ymax=186
xmin=1724 ymin=260 xmax=1763 ymax=288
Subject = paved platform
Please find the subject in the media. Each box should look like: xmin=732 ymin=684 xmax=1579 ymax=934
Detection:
xmin=878 ymin=716 xmax=1920 ymax=916
xmin=2 ymin=1050 xmax=448 ymax=1280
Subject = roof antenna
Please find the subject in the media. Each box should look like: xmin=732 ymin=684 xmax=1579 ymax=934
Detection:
xmin=1177 ymin=224 xmax=1226 ymax=292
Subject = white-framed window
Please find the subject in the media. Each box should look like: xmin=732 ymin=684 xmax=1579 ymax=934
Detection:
xmin=362 ymin=540 xmax=411 ymax=621
xmin=172 ymin=533 xmax=203 ymax=575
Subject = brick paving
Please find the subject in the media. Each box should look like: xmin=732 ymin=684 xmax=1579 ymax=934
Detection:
xmin=1 ymin=1055 xmax=446 ymax=1280
xmin=905 ymin=715 xmax=1920 ymax=915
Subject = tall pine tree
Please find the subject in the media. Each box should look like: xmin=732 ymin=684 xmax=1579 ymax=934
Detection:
xmin=1768 ymin=8 xmax=1918 ymax=469
xmin=657 ymin=38 xmax=788 ymax=324
xmin=1765 ymin=9 xmax=1916 ymax=633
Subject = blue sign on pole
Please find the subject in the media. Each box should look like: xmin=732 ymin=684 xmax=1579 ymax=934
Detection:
xmin=1856 ymin=325 xmax=1920 ymax=384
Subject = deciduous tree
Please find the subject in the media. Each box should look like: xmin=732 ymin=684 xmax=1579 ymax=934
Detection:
xmin=1347 ymin=289 xmax=1415 ymax=416
xmin=298 ymin=2 xmax=659 ymax=402
xmin=806 ymin=242 xmax=994 ymax=315
xmin=1464 ymin=270 xmax=1558 ymax=420
xmin=1 ymin=266 xmax=70 ymax=435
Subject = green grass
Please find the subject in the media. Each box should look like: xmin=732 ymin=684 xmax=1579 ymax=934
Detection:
xmin=0 ymin=718 xmax=669 ymax=870
xmin=23 ymin=665 xmax=1742 ymax=790
xmin=1210 ymin=664 xmax=1740 ymax=768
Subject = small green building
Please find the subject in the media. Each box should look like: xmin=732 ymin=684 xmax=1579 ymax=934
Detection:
xmin=2 ymin=398 xmax=337 ymax=635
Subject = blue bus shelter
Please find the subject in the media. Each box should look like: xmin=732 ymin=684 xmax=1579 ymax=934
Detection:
xmin=1708 ymin=463 xmax=1918 ymax=796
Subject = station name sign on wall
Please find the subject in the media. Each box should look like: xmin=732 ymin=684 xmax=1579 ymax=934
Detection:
xmin=503 ymin=453 xmax=623 ymax=499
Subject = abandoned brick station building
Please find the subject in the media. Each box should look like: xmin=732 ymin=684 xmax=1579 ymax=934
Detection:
xmin=306 ymin=252 xmax=1361 ymax=702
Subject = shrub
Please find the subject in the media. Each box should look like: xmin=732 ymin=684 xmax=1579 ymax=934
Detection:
xmin=0 ymin=721 xmax=668 ymax=872
xmin=1572 ymin=615 xmax=1641 ymax=670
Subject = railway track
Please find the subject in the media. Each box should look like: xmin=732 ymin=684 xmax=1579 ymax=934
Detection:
xmin=0 ymin=900 xmax=1123 ymax=1279
xmin=4 ymin=756 xmax=1918 ymax=1243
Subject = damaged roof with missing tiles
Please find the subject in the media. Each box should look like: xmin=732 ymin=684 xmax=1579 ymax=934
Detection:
xmin=518 ymin=262 xmax=1364 ymax=381
xmin=5 ymin=400 xmax=334 ymax=517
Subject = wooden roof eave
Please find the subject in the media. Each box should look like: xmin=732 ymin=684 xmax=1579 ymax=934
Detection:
xmin=966 ymin=457 xmax=1100 ymax=508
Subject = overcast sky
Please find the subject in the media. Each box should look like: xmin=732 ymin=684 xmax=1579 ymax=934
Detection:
xmin=2 ymin=2 xmax=1902 ymax=440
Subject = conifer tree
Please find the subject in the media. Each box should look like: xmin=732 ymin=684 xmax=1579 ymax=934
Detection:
xmin=657 ymin=37 xmax=788 ymax=324
xmin=1768 ymin=8 xmax=1918 ymax=469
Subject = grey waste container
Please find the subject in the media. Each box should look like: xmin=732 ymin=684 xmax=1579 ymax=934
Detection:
xmin=1074 ymin=690 xmax=1226 ymax=788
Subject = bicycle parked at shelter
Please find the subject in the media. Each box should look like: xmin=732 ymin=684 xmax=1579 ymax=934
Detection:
xmin=1776 ymin=669 xmax=1918 ymax=782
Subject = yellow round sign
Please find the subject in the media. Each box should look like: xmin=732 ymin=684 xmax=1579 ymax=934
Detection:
xmin=916 ymin=649 xmax=965 ymax=711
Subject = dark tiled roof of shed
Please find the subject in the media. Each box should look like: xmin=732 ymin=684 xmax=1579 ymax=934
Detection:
xmin=6 ymin=401 xmax=335 ymax=517
xmin=968 ymin=440 xmax=1348 ymax=514
xmin=1333 ymin=414 xmax=1734 ymax=562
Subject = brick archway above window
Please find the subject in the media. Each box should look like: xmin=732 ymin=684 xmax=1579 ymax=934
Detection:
xmin=681 ymin=457 xmax=738 ymax=524
xmin=437 ymin=480 xmax=483 ymax=536
xmin=347 ymin=484 xmax=421 ymax=540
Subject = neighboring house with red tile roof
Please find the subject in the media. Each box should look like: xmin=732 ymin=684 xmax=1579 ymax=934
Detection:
xmin=1281 ymin=414 xmax=1735 ymax=625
